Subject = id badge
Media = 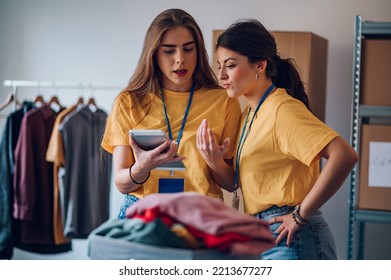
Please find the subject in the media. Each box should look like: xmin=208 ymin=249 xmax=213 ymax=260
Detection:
xmin=158 ymin=178 xmax=184 ymax=193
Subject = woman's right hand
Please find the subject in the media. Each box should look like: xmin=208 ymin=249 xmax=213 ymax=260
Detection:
xmin=112 ymin=139 xmax=184 ymax=194
xmin=129 ymin=135 xmax=184 ymax=175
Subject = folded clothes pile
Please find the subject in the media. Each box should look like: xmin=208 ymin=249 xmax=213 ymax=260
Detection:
xmin=122 ymin=192 xmax=274 ymax=256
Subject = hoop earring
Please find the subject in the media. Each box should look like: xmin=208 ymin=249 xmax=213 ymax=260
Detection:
xmin=255 ymin=73 xmax=260 ymax=80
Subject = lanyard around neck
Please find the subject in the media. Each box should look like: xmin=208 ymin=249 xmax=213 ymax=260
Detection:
xmin=160 ymin=82 xmax=196 ymax=147
xmin=234 ymin=83 xmax=275 ymax=188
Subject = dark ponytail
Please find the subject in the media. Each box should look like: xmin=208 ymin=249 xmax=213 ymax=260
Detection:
xmin=274 ymin=56 xmax=310 ymax=110
xmin=216 ymin=19 xmax=310 ymax=110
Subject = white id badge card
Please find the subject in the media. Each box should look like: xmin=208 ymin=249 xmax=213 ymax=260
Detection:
xmin=158 ymin=178 xmax=184 ymax=193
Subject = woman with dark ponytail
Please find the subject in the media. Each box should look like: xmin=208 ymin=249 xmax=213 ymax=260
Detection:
xmin=196 ymin=19 xmax=358 ymax=260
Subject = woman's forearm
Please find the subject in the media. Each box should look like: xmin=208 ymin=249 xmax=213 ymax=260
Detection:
xmin=114 ymin=164 xmax=150 ymax=194
xmin=209 ymin=159 xmax=236 ymax=192
xmin=300 ymin=137 xmax=358 ymax=219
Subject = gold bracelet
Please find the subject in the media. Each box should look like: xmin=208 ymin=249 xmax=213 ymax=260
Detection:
xmin=129 ymin=163 xmax=150 ymax=185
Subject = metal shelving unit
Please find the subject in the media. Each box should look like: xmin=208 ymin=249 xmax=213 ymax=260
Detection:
xmin=347 ymin=15 xmax=391 ymax=260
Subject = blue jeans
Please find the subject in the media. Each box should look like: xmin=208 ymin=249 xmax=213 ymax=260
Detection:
xmin=118 ymin=194 xmax=140 ymax=219
xmin=254 ymin=205 xmax=337 ymax=260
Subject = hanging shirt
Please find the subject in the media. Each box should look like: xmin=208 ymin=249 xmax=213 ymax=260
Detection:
xmin=0 ymin=102 xmax=34 ymax=259
xmin=59 ymin=106 xmax=111 ymax=239
xmin=13 ymin=105 xmax=62 ymax=244
xmin=46 ymin=104 xmax=77 ymax=245
xmin=0 ymin=116 xmax=13 ymax=259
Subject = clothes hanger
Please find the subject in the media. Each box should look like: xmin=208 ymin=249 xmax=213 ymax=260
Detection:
xmin=48 ymin=95 xmax=61 ymax=105
xmin=33 ymin=94 xmax=45 ymax=108
xmin=75 ymin=96 xmax=84 ymax=109
xmin=0 ymin=92 xmax=14 ymax=111
xmin=76 ymin=97 xmax=84 ymax=105
xmin=34 ymin=95 xmax=44 ymax=103
xmin=87 ymin=97 xmax=97 ymax=112
xmin=87 ymin=97 xmax=96 ymax=105
xmin=48 ymin=95 xmax=62 ymax=112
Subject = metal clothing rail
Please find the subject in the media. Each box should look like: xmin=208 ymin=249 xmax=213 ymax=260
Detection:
xmin=3 ymin=79 xmax=124 ymax=111
xmin=3 ymin=80 xmax=123 ymax=90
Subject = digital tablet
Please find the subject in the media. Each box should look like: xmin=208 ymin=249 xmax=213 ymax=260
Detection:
xmin=129 ymin=129 xmax=186 ymax=171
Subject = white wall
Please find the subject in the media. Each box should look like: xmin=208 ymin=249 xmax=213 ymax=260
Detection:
xmin=1 ymin=0 xmax=390 ymax=260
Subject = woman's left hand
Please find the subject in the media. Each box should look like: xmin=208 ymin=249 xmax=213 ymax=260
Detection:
xmin=196 ymin=119 xmax=230 ymax=169
xmin=268 ymin=213 xmax=300 ymax=246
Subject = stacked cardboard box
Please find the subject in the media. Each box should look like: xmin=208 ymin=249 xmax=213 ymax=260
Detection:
xmin=358 ymin=38 xmax=391 ymax=211
xmin=360 ymin=39 xmax=391 ymax=106
xmin=358 ymin=125 xmax=391 ymax=211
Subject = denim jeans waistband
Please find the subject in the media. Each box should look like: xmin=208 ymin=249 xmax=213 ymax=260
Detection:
xmin=254 ymin=205 xmax=295 ymax=220
xmin=254 ymin=205 xmax=322 ymax=221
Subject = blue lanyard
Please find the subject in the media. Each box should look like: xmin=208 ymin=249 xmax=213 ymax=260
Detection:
xmin=160 ymin=82 xmax=196 ymax=146
xmin=234 ymin=83 xmax=275 ymax=189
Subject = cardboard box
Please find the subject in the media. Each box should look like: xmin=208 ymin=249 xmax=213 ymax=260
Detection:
xmin=88 ymin=234 xmax=257 ymax=260
xmin=212 ymin=30 xmax=328 ymax=121
xmin=360 ymin=39 xmax=391 ymax=106
xmin=358 ymin=124 xmax=391 ymax=211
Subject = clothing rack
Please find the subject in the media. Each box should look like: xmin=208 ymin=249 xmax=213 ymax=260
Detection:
xmin=3 ymin=79 xmax=124 ymax=111
xmin=1 ymin=80 xmax=115 ymax=254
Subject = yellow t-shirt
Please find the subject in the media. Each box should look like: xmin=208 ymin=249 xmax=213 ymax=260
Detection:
xmin=101 ymin=87 xmax=242 ymax=199
xmin=236 ymin=89 xmax=339 ymax=214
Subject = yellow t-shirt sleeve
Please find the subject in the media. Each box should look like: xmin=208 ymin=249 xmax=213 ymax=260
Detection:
xmin=101 ymin=92 xmax=133 ymax=154
xmin=274 ymin=99 xmax=339 ymax=166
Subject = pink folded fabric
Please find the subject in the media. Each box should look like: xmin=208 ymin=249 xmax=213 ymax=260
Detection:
xmin=126 ymin=192 xmax=274 ymax=255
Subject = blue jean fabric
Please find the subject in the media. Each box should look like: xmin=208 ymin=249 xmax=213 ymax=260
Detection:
xmin=118 ymin=194 xmax=140 ymax=219
xmin=254 ymin=205 xmax=337 ymax=260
